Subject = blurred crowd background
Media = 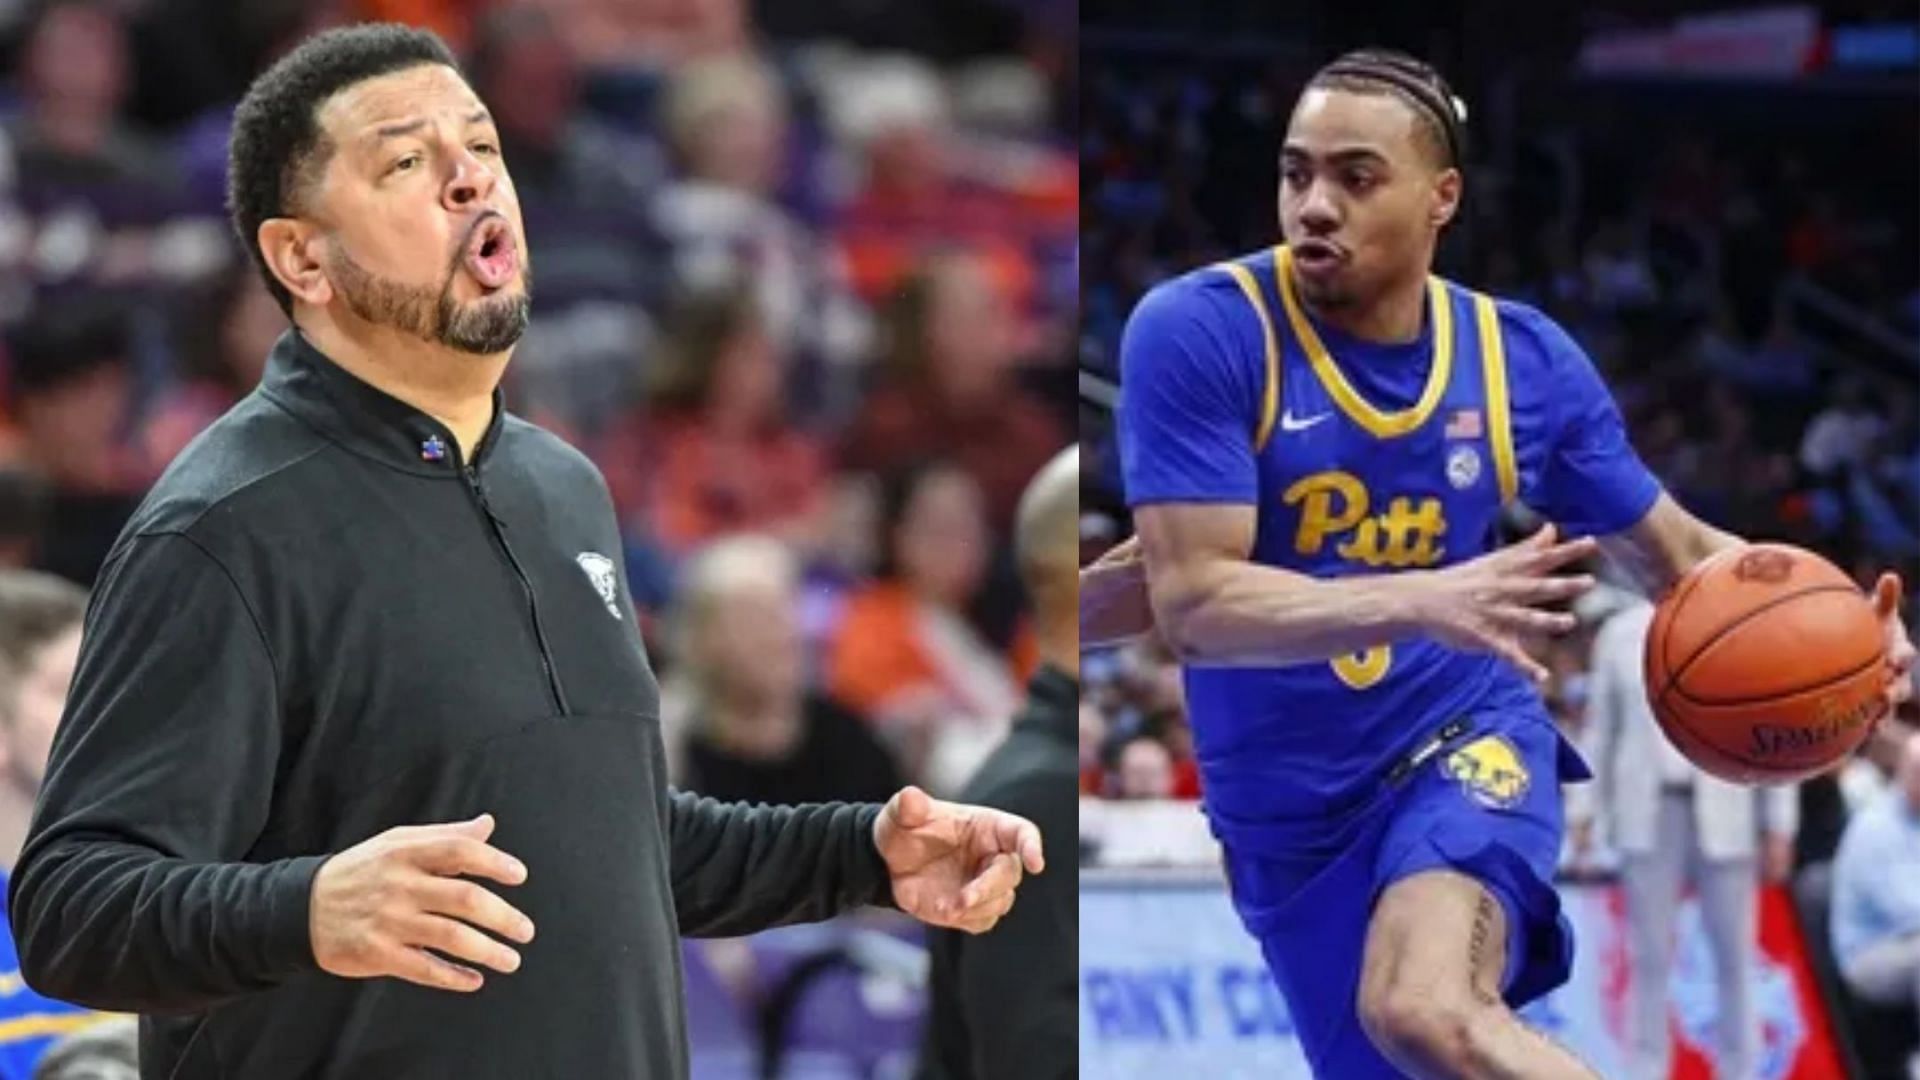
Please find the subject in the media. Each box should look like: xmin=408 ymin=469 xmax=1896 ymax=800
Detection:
xmin=1079 ymin=0 xmax=1919 ymax=1075
xmin=0 ymin=0 xmax=1074 ymax=1076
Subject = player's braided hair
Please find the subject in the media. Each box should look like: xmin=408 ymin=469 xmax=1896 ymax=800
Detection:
xmin=1309 ymin=48 xmax=1468 ymax=170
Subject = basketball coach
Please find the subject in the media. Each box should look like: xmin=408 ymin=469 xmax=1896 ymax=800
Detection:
xmin=8 ymin=25 xmax=1042 ymax=1079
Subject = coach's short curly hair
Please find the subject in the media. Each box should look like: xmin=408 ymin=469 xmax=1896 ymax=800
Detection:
xmin=226 ymin=23 xmax=460 ymax=317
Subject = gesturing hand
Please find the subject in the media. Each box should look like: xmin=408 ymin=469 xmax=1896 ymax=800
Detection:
xmin=873 ymin=787 xmax=1045 ymax=935
xmin=1410 ymin=523 xmax=1598 ymax=684
xmin=309 ymin=813 xmax=535 ymax=993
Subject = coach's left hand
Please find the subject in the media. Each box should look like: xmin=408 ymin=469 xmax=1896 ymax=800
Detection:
xmin=874 ymin=786 xmax=1045 ymax=935
xmin=1873 ymin=573 xmax=1916 ymax=717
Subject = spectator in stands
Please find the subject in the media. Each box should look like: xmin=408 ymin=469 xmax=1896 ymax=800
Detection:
xmin=0 ymin=573 xmax=83 ymax=868
xmin=0 ymin=572 xmax=104 ymax=1076
xmin=0 ymin=0 xmax=193 ymax=302
xmin=827 ymin=461 xmax=1029 ymax=793
xmin=841 ymin=253 xmax=1064 ymax=531
xmin=654 ymin=52 xmax=869 ymax=423
xmin=7 ymin=301 xmax=146 ymax=586
xmin=173 ymin=0 xmax=354 ymax=215
xmin=137 ymin=263 xmax=285 ymax=477
xmin=555 ymin=0 xmax=750 ymax=69
xmin=467 ymin=6 xmax=660 ymax=212
xmin=669 ymin=535 xmax=901 ymax=806
xmin=1573 ymin=592 xmax=1797 ymax=1080
xmin=1801 ymin=378 xmax=1887 ymax=482
xmin=1079 ymin=700 xmax=1105 ymax=795
xmin=826 ymin=53 xmax=1068 ymax=314
xmin=1113 ymin=736 xmax=1175 ymax=801
xmin=1 ymin=0 xmax=175 ymax=194
xmin=30 ymin=1016 xmax=136 ymax=1080
xmin=0 ymin=474 xmax=50 ymax=571
xmin=598 ymin=284 xmax=830 ymax=559
xmin=1830 ymin=729 xmax=1920 ymax=1080
xmin=467 ymin=4 xmax=665 ymax=437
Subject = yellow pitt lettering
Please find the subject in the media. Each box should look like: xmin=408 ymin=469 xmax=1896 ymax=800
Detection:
xmin=1287 ymin=471 xmax=1448 ymax=569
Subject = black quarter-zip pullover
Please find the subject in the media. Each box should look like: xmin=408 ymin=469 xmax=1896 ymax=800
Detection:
xmin=9 ymin=331 xmax=895 ymax=1079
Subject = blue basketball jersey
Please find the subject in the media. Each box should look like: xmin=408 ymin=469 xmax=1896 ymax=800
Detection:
xmin=1118 ymin=246 xmax=1660 ymax=830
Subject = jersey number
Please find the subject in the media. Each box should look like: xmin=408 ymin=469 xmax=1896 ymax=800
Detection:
xmin=1332 ymin=645 xmax=1392 ymax=689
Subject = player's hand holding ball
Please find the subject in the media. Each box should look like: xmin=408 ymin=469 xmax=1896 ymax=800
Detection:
xmin=310 ymin=813 xmax=536 ymax=992
xmin=1645 ymin=544 xmax=1914 ymax=785
xmin=1407 ymin=523 xmax=1598 ymax=683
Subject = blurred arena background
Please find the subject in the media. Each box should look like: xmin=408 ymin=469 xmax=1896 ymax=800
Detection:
xmin=1079 ymin=1 xmax=1919 ymax=1078
xmin=0 ymin=0 xmax=1073 ymax=1076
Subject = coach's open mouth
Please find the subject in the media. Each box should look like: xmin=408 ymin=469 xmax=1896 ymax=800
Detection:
xmin=463 ymin=217 xmax=519 ymax=290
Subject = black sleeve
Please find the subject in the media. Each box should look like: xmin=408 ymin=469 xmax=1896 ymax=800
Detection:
xmin=8 ymin=532 xmax=324 ymax=1013
xmin=957 ymin=771 xmax=1077 ymax=1080
xmin=667 ymin=792 xmax=896 ymax=937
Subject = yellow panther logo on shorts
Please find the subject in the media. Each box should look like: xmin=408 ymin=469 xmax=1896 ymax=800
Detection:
xmin=1442 ymin=735 xmax=1530 ymax=810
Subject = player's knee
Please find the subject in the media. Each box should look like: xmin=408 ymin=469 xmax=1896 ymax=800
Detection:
xmin=1358 ymin=982 xmax=1484 ymax=1070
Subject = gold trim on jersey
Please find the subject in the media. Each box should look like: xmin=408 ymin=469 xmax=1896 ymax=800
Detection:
xmin=1274 ymin=246 xmax=1452 ymax=439
xmin=1221 ymin=260 xmax=1282 ymax=452
xmin=1472 ymin=293 xmax=1519 ymax=504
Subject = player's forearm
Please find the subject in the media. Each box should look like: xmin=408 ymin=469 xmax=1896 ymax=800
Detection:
xmin=1151 ymin=558 xmax=1423 ymax=666
xmin=1600 ymin=494 xmax=1744 ymax=596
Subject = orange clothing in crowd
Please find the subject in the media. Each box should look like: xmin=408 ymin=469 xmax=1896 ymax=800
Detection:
xmin=599 ymin=412 xmax=828 ymax=554
xmin=353 ymin=0 xmax=480 ymax=49
xmin=827 ymin=581 xmax=1035 ymax=722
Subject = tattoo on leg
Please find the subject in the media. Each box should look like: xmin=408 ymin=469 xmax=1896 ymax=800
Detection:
xmin=1468 ymin=893 xmax=1501 ymax=1006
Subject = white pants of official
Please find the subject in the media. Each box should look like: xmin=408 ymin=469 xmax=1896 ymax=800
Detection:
xmin=1840 ymin=932 xmax=1920 ymax=1080
xmin=1620 ymin=790 xmax=1759 ymax=1080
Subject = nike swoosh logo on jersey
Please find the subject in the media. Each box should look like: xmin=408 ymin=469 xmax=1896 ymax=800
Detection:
xmin=1280 ymin=410 xmax=1331 ymax=432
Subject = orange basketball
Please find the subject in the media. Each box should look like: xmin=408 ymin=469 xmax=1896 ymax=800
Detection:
xmin=1644 ymin=543 xmax=1888 ymax=785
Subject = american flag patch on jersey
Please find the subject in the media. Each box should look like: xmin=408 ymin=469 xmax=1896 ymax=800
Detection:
xmin=1444 ymin=408 xmax=1483 ymax=440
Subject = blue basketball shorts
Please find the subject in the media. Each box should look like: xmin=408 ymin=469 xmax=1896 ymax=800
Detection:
xmin=1217 ymin=710 xmax=1590 ymax=1079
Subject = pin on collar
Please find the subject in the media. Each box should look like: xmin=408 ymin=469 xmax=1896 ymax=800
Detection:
xmin=420 ymin=435 xmax=448 ymax=463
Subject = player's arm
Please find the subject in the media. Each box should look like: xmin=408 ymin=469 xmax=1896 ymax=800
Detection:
xmin=1139 ymin=503 xmax=1595 ymax=680
xmin=1137 ymin=502 xmax=1418 ymax=664
xmin=1594 ymin=492 xmax=1742 ymax=596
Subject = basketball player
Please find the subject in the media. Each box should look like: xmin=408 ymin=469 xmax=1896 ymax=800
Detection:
xmin=1087 ymin=49 xmax=1917 ymax=1079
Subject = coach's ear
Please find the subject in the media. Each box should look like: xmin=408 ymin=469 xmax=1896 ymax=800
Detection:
xmin=257 ymin=218 xmax=334 ymax=308
xmin=1430 ymin=167 xmax=1462 ymax=230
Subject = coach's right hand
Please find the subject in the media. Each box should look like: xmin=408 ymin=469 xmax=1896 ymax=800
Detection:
xmin=309 ymin=813 xmax=535 ymax=992
xmin=1410 ymin=523 xmax=1598 ymax=683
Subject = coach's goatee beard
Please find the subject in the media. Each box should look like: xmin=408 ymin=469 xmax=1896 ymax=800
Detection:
xmin=327 ymin=243 xmax=534 ymax=356
xmin=440 ymin=281 xmax=533 ymax=355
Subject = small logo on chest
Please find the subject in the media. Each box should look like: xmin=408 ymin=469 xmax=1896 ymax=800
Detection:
xmin=1280 ymin=408 xmax=1331 ymax=433
xmin=575 ymin=552 xmax=622 ymax=619
xmin=1446 ymin=444 xmax=1482 ymax=490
